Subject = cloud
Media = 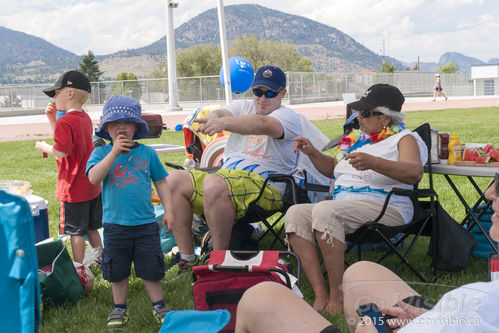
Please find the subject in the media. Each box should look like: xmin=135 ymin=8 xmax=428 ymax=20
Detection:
xmin=1 ymin=0 xmax=498 ymax=62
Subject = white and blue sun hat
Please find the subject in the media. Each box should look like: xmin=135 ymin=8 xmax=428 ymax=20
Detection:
xmin=95 ymin=95 xmax=149 ymax=141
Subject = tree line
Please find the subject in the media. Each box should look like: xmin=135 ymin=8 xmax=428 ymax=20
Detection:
xmin=77 ymin=34 xmax=460 ymax=92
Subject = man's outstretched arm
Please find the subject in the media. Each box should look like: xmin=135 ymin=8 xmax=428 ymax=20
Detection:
xmin=195 ymin=114 xmax=284 ymax=138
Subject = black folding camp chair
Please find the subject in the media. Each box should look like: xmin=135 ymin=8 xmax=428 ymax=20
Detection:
xmin=236 ymin=173 xmax=315 ymax=250
xmin=343 ymin=123 xmax=438 ymax=282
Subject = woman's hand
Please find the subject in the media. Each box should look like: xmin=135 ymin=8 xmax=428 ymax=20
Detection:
xmin=293 ymin=137 xmax=317 ymax=155
xmin=345 ymin=152 xmax=377 ymax=171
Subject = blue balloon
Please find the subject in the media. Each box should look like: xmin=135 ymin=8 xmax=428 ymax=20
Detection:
xmin=219 ymin=57 xmax=254 ymax=94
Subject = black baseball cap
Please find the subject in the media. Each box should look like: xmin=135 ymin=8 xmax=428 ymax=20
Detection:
xmin=43 ymin=70 xmax=91 ymax=97
xmin=347 ymin=84 xmax=405 ymax=112
xmin=251 ymin=66 xmax=286 ymax=91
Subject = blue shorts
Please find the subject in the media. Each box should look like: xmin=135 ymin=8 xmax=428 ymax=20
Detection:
xmin=101 ymin=222 xmax=165 ymax=282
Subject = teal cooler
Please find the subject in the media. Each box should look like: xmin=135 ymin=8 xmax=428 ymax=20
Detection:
xmin=27 ymin=195 xmax=49 ymax=243
xmin=468 ymin=204 xmax=498 ymax=259
xmin=154 ymin=205 xmax=177 ymax=253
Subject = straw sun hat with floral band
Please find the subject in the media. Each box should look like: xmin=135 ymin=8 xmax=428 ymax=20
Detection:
xmin=95 ymin=95 xmax=149 ymax=141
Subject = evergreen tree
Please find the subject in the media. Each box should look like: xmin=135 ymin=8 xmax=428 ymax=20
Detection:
xmin=78 ymin=51 xmax=103 ymax=82
xmin=380 ymin=61 xmax=396 ymax=73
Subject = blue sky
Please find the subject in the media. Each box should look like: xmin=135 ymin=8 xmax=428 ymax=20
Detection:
xmin=2 ymin=0 xmax=498 ymax=63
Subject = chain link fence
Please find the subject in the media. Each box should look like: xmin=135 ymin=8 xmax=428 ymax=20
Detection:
xmin=0 ymin=72 xmax=473 ymax=112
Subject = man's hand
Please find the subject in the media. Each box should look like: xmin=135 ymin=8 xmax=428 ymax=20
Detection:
xmin=111 ymin=134 xmax=132 ymax=156
xmin=194 ymin=117 xmax=225 ymax=136
xmin=344 ymin=152 xmax=378 ymax=171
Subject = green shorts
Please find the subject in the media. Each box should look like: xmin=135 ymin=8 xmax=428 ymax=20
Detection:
xmin=189 ymin=169 xmax=283 ymax=220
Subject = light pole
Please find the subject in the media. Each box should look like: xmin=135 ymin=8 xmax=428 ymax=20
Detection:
xmin=217 ymin=0 xmax=232 ymax=105
xmin=165 ymin=0 xmax=182 ymax=111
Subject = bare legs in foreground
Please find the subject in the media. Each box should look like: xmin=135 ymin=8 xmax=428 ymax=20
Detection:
xmin=235 ymin=262 xmax=422 ymax=333
xmin=342 ymin=261 xmax=422 ymax=332
xmin=235 ymin=282 xmax=333 ymax=333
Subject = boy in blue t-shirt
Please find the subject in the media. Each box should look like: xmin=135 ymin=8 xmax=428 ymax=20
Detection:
xmin=86 ymin=95 xmax=174 ymax=329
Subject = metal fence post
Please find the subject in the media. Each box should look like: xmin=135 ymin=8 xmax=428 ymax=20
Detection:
xmin=200 ymin=77 xmax=203 ymax=102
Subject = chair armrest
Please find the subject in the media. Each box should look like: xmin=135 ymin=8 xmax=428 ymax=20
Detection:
xmin=391 ymin=187 xmax=437 ymax=199
xmin=164 ymin=161 xmax=221 ymax=173
xmin=164 ymin=161 xmax=184 ymax=170
xmin=304 ymin=183 xmax=329 ymax=192
xmin=371 ymin=187 xmax=437 ymax=223
xmin=263 ymin=174 xmax=299 ymax=204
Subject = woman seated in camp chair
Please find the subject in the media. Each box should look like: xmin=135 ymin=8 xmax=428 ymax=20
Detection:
xmin=284 ymin=84 xmax=428 ymax=315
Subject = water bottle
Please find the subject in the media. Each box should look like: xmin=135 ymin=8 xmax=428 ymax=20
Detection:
xmin=292 ymin=169 xmax=305 ymax=188
xmin=183 ymin=153 xmax=196 ymax=170
xmin=326 ymin=177 xmax=335 ymax=200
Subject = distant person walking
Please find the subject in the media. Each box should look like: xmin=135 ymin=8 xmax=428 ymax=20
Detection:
xmin=432 ymin=74 xmax=448 ymax=101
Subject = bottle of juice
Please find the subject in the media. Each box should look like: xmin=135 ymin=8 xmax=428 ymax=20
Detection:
xmin=448 ymin=132 xmax=462 ymax=165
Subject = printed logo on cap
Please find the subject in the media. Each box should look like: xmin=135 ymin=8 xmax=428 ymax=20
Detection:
xmin=263 ymin=69 xmax=273 ymax=78
xmin=363 ymin=89 xmax=371 ymax=98
xmin=67 ymin=80 xmax=73 ymax=85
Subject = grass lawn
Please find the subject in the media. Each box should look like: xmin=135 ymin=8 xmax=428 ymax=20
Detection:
xmin=1 ymin=106 xmax=498 ymax=332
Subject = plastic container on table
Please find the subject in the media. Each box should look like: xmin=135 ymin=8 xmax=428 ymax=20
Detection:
xmin=0 ymin=181 xmax=49 ymax=243
xmin=448 ymin=132 xmax=462 ymax=165
xmin=439 ymin=132 xmax=449 ymax=160
xmin=0 ymin=180 xmax=32 ymax=196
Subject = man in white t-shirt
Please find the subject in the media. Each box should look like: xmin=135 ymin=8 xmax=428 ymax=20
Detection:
xmin=166 ymin=66 xmax=301 ymax=274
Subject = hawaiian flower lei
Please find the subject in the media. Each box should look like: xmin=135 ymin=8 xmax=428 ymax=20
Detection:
xmin=332 ymin=123 xmax=407 ymax=161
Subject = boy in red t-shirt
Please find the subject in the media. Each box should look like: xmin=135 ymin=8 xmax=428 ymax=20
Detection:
xmin=36 ymin=70 xmax=103 ymax=263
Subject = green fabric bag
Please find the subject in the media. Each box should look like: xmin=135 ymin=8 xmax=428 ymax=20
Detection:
xmin=36 ymin=240 xmax=84 ymax=306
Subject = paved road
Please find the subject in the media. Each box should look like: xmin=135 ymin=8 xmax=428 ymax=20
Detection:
xmin=1 ymin=96 xmax=498 ymax=142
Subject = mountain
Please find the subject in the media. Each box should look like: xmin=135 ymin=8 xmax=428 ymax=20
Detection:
xmin=405 ymin=52 xmax=488 ymax=73
xmin=1 ymin=5 xmax=399 ymax=83
xmin=0 ymin=26 xmax=80 ymax=83
xmin=126 ymin=4 xmax=399 ymax=73
xmin=438 ymin=52 xmax=484 ymax=73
